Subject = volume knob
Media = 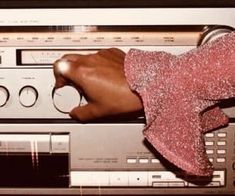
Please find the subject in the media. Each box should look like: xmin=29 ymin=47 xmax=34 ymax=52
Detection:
xmin=52 ymin=86 xmax=81 ymax=114
xmin=0 ymin=86 xmax=10 ymax=107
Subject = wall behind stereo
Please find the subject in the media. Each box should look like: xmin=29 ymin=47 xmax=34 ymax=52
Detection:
xmin=0 ymin=0 xmax=235 ymax=8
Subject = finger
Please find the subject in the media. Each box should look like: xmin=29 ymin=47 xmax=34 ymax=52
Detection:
xmin=53 ymin=59 xmax=71 ymax=88
xmin=97 ymin=48 xmax=126 ymax=64
xmin=54 ymin=53 xmax=88 ymax=76
xmin=102 ymin=48 xmax=126 ymax=57
xmin=53 ymin=58 xmax=82 ymax=88
xmin=97 ymin=48 xmax=125 ymax=62
xmin=69 ymin=103 xmax=100 ymax=121
xmin=109 ymin=48 xmax=126 ymax=58
xmin=60 ymin=54 xmax=86 ymax=62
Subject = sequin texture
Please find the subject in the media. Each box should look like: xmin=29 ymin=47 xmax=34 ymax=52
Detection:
xmin=124 ymin=31 xmax=235 ymax=176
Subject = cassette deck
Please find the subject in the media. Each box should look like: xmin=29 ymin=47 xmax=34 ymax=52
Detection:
xmin=0 ymin=1 xmax=234 ymax=195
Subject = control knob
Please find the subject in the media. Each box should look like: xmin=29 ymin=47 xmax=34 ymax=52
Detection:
xmin=19 ymin=85 xmax=38 ymax=107
xmin=198 ymin=26 xmax=234 ymax=46
xmin=52 ymin=86 xmax=82 ymax=114
xmin=0 ymin=86 xmax=10 ymax=107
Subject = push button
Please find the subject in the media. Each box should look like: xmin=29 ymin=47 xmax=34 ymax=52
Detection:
xmin=128 ymin=172 xmax=148 ymax=186
xmin=109 ymin=172 xmax=128 ymax=186
xmin=217 ymin=132 xmax=227 ymax=138
xmin=216 ymin=158 xmax=226 ymax=163
xmin=217 ymin=141 xmax=226 ymax=146
xmin=151 ymin=158 xmax=160 ymax=163
xmin=51 ymin=134 xmax=69 ymax=153
xmin=205 ymin=141 xmax=214 ymax=146
xmin=127 ymin=158 xmax=137 ymax=164
xmin=206 ymin=149 xmax=214 ymax=155
xmin=205 ymin=133 xmax=214 ymax=138
xmin=139 ymin=158 xmax=149 ymax=164
xmin=217 ymin=149 xmax=226 ymax=154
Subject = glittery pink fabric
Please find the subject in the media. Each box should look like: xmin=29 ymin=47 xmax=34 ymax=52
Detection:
xmin=124 ymin=31 xmax=235 ymax=176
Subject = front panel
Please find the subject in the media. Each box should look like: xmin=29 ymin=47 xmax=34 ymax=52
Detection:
xmin=0 ymin=6 xmax=234 ymax=195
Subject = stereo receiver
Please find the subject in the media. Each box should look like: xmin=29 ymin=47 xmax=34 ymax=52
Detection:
xmin=0 ymin=1 xmax=234 ymax=195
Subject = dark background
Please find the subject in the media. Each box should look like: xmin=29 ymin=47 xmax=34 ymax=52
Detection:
xmin=0 ymin=0 xmax=234 ymax=8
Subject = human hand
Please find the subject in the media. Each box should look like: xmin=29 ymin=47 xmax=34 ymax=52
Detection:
xmin=53 ymin=48 xmax=143 ymax=121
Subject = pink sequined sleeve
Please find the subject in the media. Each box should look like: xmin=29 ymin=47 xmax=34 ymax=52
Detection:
xmin=124 ymin=31 xmax=235 ymax=176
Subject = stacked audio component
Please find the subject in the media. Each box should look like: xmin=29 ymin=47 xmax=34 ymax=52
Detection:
xmin=0 ymin=1 xmax=234 ymax=195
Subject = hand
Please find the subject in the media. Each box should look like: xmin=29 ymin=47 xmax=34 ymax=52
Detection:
xmin=53 ymin=48 xmax=143 ymax=121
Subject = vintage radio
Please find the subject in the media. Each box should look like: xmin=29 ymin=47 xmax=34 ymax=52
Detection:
xmin=0 ymin=0 xmax=234 ymax=195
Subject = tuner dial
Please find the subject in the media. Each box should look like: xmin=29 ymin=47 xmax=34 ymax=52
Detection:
xmin=19 ymin=86 xmax=38 ymax=107
xmin=0 ymin=86 xmax=10 ymax=107
xmin=52 ymin=86 xmax=82 ymax=114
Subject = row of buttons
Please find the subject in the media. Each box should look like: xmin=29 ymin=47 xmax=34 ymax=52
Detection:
xmin=205 ymin=132 xmax=227 ymax=138
xmin=127 ymin=158 xmax=160 ymax=164
xmin=70 ymin=170 xmax=224 ymax=187
xmin=206 ymin=149 xmax=226 ymax=155
xmin=205 ymin=141 xmax=227 ymax=146
xmin=127 ymin=149 xmax=227 ymax=164
xmin=127 ymin=157 xmax=226 ymax=164
xmin=209 ymin=157 xmax=226 ymax=163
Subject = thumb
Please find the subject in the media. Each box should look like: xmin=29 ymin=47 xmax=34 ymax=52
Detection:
xmin=69 ymin=103 xmax=100 ymax=121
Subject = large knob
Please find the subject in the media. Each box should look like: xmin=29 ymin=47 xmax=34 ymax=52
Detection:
xmin=198 ymin=26 xmax=234 ymax=46
xmin=0 ymin=86 xmax=10 ymax=107
xmin=52 ymin=86 xmax=82 ymax=114
xmin=19 ymin=85 xmax=38 ymax=107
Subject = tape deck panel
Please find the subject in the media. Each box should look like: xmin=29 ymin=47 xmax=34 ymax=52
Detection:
xmin=0 ymin=123 xmax=233 ymax=195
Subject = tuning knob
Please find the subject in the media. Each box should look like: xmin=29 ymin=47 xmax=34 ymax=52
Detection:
xmin=0 ymin=86 xmax=10 ymax=107
xmin=198 ymin=26 xmax=234 ymax=46
xmin=19 ymin=85 xmax=38 ymax=107
xmin=52 ymin=86 xmax=82 ymax=114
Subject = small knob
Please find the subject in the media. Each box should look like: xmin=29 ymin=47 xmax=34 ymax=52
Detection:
xmin=19 ymin=85 xmax=38 ymax=107
xmin=52 ymin=86 xmax=81 ymax=114
xmin=0 ymin=86 xmax=10 ymax=107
